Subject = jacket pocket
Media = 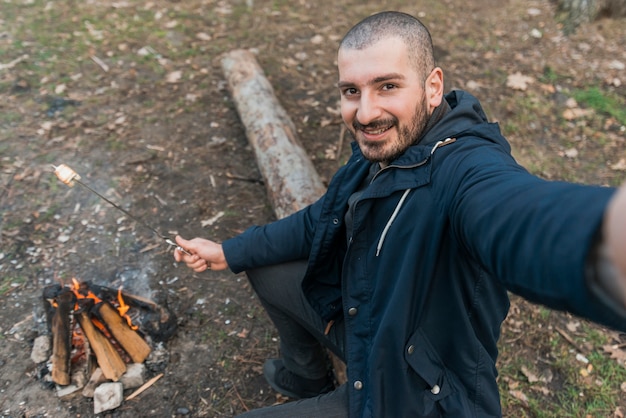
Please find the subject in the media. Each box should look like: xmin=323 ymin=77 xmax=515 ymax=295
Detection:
xmin=404 ymin=328 xmax=473 ymax=417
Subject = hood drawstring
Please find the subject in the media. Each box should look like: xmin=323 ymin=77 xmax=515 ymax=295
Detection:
xmin=375 ymin=138 xmax=456 ymax=256
xmin=376 ymin=188 xmax=411 ymax=256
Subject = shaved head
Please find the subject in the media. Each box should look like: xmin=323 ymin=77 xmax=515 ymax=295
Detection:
xmin=339 ymin=11 xmax=435 ymax=82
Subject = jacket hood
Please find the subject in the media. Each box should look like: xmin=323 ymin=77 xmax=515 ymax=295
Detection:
xmin=422 ymin=90 xmax=510 ymax=151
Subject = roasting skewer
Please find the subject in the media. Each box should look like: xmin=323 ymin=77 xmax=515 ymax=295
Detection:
xmin=52 ymin=164 xmax=191 ymax=256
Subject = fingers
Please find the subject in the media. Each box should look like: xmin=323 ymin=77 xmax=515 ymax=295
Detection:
xmin=173 ymin=236 xmax=209 ymax=271
xmin=173 ymin=235 xmax=226 ymax=272
xmin=175 ymin=235 xmax=191 ymax=251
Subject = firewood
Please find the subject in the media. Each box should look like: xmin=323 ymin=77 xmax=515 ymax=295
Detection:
xmin=51 ymin=289 xmax=74 ymax=385
xmin=94 ymin=302 xmax=151 ymax=363
xmin=76 ymin=311 xmax=126 ymax=381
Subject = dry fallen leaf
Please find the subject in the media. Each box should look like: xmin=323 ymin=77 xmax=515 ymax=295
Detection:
xmin=166 ymin=70 xmax=182 ymax=83
xmin=521 ymin=366 xmax=539 ymax=383
xmin=310 ymin=34 xmax=324 ymax=44
xmin=196 ymin=32 xmax=212 ymax=41
xmin=530 ymin=385 xmax=551 ymax=396
xmin=563 ymin=148 xmax=579 ymax=159
xmin=603 ymin=344 xmax=626 ymax=365
xmin=563 ymin=108 xmax=593 ymax=120
xmin=506 ymin=72 xmax=534 ymax=91
xmin=508 ymin=389 xmax=529 ymax=406
xmin=610 ymin=159 xmax=626 ymax=171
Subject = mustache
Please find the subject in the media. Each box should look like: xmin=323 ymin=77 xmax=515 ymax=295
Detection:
xmin=352 ymin=117 xmax=397 ymax=131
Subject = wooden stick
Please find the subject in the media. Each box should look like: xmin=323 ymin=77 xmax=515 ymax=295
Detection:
xmin=76 ymin=311 xmax=126 ymax=381
xmin=555 ymin=327 xmax=587 ymax=354
xmin=94 ymin=302 xmax=151 ymax=363
xmin=125 ymin=373 xmax=164 ymax=401
xmin=90 ymin=55 xmax=109 ymax=72
xmin=336 ymin=124 xmax=346 ymax=163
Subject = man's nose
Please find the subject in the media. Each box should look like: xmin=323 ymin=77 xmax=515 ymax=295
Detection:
xmin=356 ymin=94 xmax=382 ymax=126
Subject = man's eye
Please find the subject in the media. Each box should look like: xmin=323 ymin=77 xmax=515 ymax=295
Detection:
xmin=343 ymin=87 xmax=358 ymax=96
xmin=382 ymin=84 xmax=396 ymax=91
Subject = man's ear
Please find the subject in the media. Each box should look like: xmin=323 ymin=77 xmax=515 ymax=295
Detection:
xmin=425 ymin=67 xmax=444 ymax=111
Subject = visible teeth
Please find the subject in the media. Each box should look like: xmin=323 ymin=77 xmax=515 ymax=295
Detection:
xmin=366 ymin=127 xmax=389 ymax=135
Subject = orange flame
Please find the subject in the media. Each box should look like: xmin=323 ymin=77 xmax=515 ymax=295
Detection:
xmin=117 ymin=287 xmax=139 ymax=330
xmin=71 ymin=278 xmax=102 ymax=305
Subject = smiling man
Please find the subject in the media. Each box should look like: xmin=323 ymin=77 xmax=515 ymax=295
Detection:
xmin=338 ymin=27 xmax=439 ymax=166
xmin=175 ymin=11 xmax=626 ymax=417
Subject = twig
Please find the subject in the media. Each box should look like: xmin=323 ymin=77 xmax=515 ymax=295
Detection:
xmin=90 ymin=55 xmax=109 ymax=72
xmin=0 ymin=54 xmax=28 ymax=71
xmin=555 ymin=327 xmax=587 ymax=354
xmin=224 ymin=172 xmax=264 ymax=184
xmin=336 ymin=124 xmax=346 ymax=163
xmin=232 ymin=383 xmax=249 ymax=412
xmin=125 ymin=373 xmax=163 ymax=401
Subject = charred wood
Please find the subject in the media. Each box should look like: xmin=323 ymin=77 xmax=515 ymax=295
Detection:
xmin=51 ymin=288 xmax=75 ymax=385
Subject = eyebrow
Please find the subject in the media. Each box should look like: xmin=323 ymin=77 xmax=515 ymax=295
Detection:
xmin=337 ymin=73 xmax=406 ymax=89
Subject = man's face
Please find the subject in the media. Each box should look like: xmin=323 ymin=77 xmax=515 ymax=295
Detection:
xmin=338 ymin=37 xmax=434 ymax=165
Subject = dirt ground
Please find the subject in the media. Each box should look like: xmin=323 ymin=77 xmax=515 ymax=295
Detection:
xmin=1 ymin=0 xmax=626 ymax=417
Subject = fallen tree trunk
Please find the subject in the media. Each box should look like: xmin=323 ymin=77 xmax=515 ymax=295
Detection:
xmin=220 ymin=49 xmax=326 ymax=220
xmin=221 ymin=49 xmax=346 ymax=384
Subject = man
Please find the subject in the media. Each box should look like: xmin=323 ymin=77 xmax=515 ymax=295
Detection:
xmin=174 ymin=11 xmax=626 ymax=417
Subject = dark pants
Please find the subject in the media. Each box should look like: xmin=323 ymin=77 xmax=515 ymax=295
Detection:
xmin=237 ymin=260 xmax=349 ymax=417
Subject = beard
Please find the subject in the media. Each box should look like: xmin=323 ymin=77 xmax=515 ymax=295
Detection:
xmin=350 ymin=94 xmax=430 ymax=165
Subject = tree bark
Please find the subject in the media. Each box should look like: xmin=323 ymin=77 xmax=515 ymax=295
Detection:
xmin=556 ymin=0 xmax=626 ymax=32
xmin=221 ymin=49 xmax=348 ymax=384
xmin=220 ymin=49 xmax=327 ymax=220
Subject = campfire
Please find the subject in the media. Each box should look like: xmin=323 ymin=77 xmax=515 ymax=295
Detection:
xmin=39 ymin=280 xmax=177 ymax=412
xmin=33 ymin=164 xmax=181 ymax=413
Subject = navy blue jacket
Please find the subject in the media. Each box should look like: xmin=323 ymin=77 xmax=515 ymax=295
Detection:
xmin=223 ymin=91 xmax=625 ymax=416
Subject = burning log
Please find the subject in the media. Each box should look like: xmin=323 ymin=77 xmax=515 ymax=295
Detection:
xmin=51 ymin=288 xmax=75 ymax=385
xmin=90 ymin=285 xmax=178 ymax=342
xmin=76 ymin=308 xmax=126 ymax=381
xmin=92 ymin=302 xmax=151 ymax=364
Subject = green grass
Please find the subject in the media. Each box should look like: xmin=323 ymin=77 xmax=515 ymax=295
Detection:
xmin=573 ymin=86 xmax=626 ymax=125
xmin=0 ymin=274 xmax=27 ymax=295
xmin=499 ymin=318 xmax=626 ymax=417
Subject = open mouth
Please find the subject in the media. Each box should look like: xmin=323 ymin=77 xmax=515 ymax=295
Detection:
xmin=354 ymin=119 xmax=396 ymax=138
xmin=363 ymin=125 xmax=392 ymax=135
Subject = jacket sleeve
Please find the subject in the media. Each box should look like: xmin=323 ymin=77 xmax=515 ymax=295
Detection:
xmin=221 ymin=195 xmax=325 ymax=274
xmin=442 ymin=138 xmax=626 ymax=331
